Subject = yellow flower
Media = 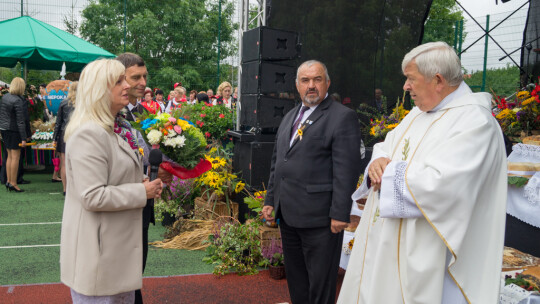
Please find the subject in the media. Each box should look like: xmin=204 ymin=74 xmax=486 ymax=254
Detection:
xmin=496 ymin=108 xmax=516 ymax=120
xmin=254 ymin=190 xmax=266 ymax=198
xmin=517 ymin=91 xmax=530 ymax=99
xmin=522 ymin=97 xmax=536 ymax=106
xmin=235 ymin=181 xmax=245 ymax=193
xmin=386 ymin=123 xmax=398 ymax=130
xmin=138 ymin=148 xmax=144 ymax=157
xmin=208 ymin=156 xmax=227 ymax=169
xmin=177 ymin=119 xmax=191 ymax=131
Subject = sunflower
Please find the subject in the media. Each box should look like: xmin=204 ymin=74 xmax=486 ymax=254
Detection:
xmin=235 ymin=181 xmax=245 ymax=193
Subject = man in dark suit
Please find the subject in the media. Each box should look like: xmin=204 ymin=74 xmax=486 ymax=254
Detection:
xmin=117 ymin=53 xmax=147 ymax=122
xmin=116 ymin=52 xmax=172 ymax=304
xmin=263 ymin=60 xmax=361 ymax=304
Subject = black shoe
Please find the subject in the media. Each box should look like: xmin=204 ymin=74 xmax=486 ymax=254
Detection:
xmin=8 ymin=184 xmax=24 ymax=193
xmin=51 ymin=178 xmax=62 ymax=183
xmin=19 ymin=179 xmax=31 ymax=185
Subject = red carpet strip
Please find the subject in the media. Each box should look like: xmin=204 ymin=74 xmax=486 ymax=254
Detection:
xmin=1 ymin=270 xmax=291 ymax=304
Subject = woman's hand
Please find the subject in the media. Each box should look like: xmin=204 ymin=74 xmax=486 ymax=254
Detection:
xmin=143 ymin=178 xmax=163 ymax=199
xmin=20 ymin=140 xmax=27 ymax=147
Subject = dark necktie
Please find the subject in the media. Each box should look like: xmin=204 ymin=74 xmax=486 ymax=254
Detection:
xmin=291 ymin=106 xmax=309 ymax=139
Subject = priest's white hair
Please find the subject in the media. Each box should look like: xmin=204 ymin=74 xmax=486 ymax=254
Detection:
xmin=402 ymin=41 xmax=463 ymax=86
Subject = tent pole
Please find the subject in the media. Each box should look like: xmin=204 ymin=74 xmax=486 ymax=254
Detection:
xmin=24 ymin=61 xmax=27 ymax=82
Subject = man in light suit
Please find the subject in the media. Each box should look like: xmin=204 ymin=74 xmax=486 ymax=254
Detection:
xmin=263 ymin=60 xmax=361 ymax=304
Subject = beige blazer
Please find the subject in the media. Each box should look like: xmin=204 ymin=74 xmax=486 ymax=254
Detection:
xmin=60 ymin=122 xmax=147 ymax=296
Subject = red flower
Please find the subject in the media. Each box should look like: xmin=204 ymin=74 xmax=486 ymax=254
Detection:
xmin=196 ymin=120 xmax=201 ymax=126
xmin=200 ymin=113 xmax=206 ymax=118
xmin=184 ymin=115 xmax=190 ymax=120
xmin=205 ymin=132 xmax=211 ymax=138
xmin=219 ymin=113 xmax=225 ymax=118
xmin=199 ymin=122 xmax=204 ymax=127
xmin=201 ymin=106 xmax=205 ymax=110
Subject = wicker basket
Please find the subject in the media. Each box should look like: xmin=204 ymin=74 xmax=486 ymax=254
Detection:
xmin=268 ymin=265 xmax=286 ymax=280
xmin=194 ymin=197 xmax=239 ymax=219
xmin=258 ymin=224 xmax=281 ymax=249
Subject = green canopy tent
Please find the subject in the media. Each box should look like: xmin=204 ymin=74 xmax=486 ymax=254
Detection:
xmin=0 ymin=16 xmax=115 ymax=73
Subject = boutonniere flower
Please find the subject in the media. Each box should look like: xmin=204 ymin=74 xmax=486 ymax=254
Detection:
xmin=139 ymin=147 xmax=144 ymax=157
xmin=295 ymin=123 xmax=307 ymax=141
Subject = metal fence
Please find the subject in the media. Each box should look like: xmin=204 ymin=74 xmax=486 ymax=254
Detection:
xmin=425 ymin=6 xmax=530 ymax=97
xmin=0 ymin=1 xmax=533 ymax=98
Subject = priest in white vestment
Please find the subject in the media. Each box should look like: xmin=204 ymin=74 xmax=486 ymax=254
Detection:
xmin=338 ymin=42 xmax=507 ymax=304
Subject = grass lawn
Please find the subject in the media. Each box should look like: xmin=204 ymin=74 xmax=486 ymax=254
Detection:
xmin=0 ymin=167 xmax=214 ymax=286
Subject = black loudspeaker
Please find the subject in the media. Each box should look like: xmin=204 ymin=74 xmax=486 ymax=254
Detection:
xmin=241 ymin=61 xmax=296 ymax=94
xmin=241 ymin=95 xmax=296 ymax=129
xmin=233 ymin=140 xmax=275 ymax=188
xmin=242 ymin=26 xmax=300 ymax=62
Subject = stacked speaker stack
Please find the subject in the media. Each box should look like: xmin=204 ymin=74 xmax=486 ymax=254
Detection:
xmin=230 ymin=26 xmax=300 ymax=189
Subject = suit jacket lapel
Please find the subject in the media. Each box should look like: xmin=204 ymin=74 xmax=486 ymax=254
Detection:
xmin=115 ymin=133 xmax=142 ymax=170
xmin=288 ymin=97 xmax=332 ymax=150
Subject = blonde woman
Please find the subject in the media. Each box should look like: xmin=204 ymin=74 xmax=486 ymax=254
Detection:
xmin=216 ymin=81 xmax=233 ymax=108
xmin=60 ymin=59 xmax=162 ymax=303
xmin=0 ymin=77 xmax=27 ymax=192
xmin=165 ymin=86 xmax=186 ymax=112
xmin=52 ymin=81 xmax=78 ymax=195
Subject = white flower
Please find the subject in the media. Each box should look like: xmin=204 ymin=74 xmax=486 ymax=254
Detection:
xmin=147 ymin=129 xmax=162 ymax=145
xmin=163 ymin=135 xmax=186 ymax=148
xmin=174 ymin=135 xmax=186 ymax=148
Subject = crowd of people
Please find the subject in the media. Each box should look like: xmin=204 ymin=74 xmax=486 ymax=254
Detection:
xmin=137 ymin=80 xmax=237 ymax=115
xmin=0 ymin=41 xmax=513 ymax=304
xmin=0 ymin=67 xmax=237 ymax=195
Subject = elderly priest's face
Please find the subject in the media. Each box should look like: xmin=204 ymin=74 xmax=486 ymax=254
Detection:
xmin=403 ymin=60 xmax=441 ymax=112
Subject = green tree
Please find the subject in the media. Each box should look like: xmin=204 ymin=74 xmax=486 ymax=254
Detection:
xmin=79 ymin=0 xmax=237 ymax=92
xmin=465 ymin=64 xmax=521 ymax=97
xmin=0 ymin=64 xmax=60 ymax=87
xmin=423 ymin=0 xmax=466 ymax=45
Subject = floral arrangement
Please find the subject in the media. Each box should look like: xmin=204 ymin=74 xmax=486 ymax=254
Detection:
xmin=203 ymin=220 xmax=263 ymax=276
xmin=260 ymin=237 xmax=284 ymax=267
xmin=171 ymin=102 xmax=234 ymax=140
xmin=195 ymin=144 xmax=245 ymax=207
xmin=504 ymin=272 xmax=540 ymax=292
xmin=155 ymin=177 xmax=198 ymax=222
xmin=493 ymin=83 xmax=540 ymax=138
xmin=30 ymin=119 xmax=56 ymax=144
xmin=370 ymin=101 xmax=410 ymax=139
xmin=31 ymin=131 xmax=54 ymax=144
xmin=342 ymin=238 xmax=355 ymax=255
xmin=131 ymin=112 xmax=207 ymax=170
xmin=244 ymin=190 xmax=266 ymax=215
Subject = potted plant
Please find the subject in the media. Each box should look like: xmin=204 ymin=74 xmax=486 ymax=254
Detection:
xmin=194 ymin=144 xmax=245 ymax=219
xmin=203 ymin=220 xmax=263 ymax=276
xmin=172 ymin=103 xmax=235 ymax=141
xmin=260 ymin=237 xmax=285 ymax=280
xmin=155 ymin=177 xmax=197 ymax=226
xmin=493 ymin=82 xmax=540 ymax=140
